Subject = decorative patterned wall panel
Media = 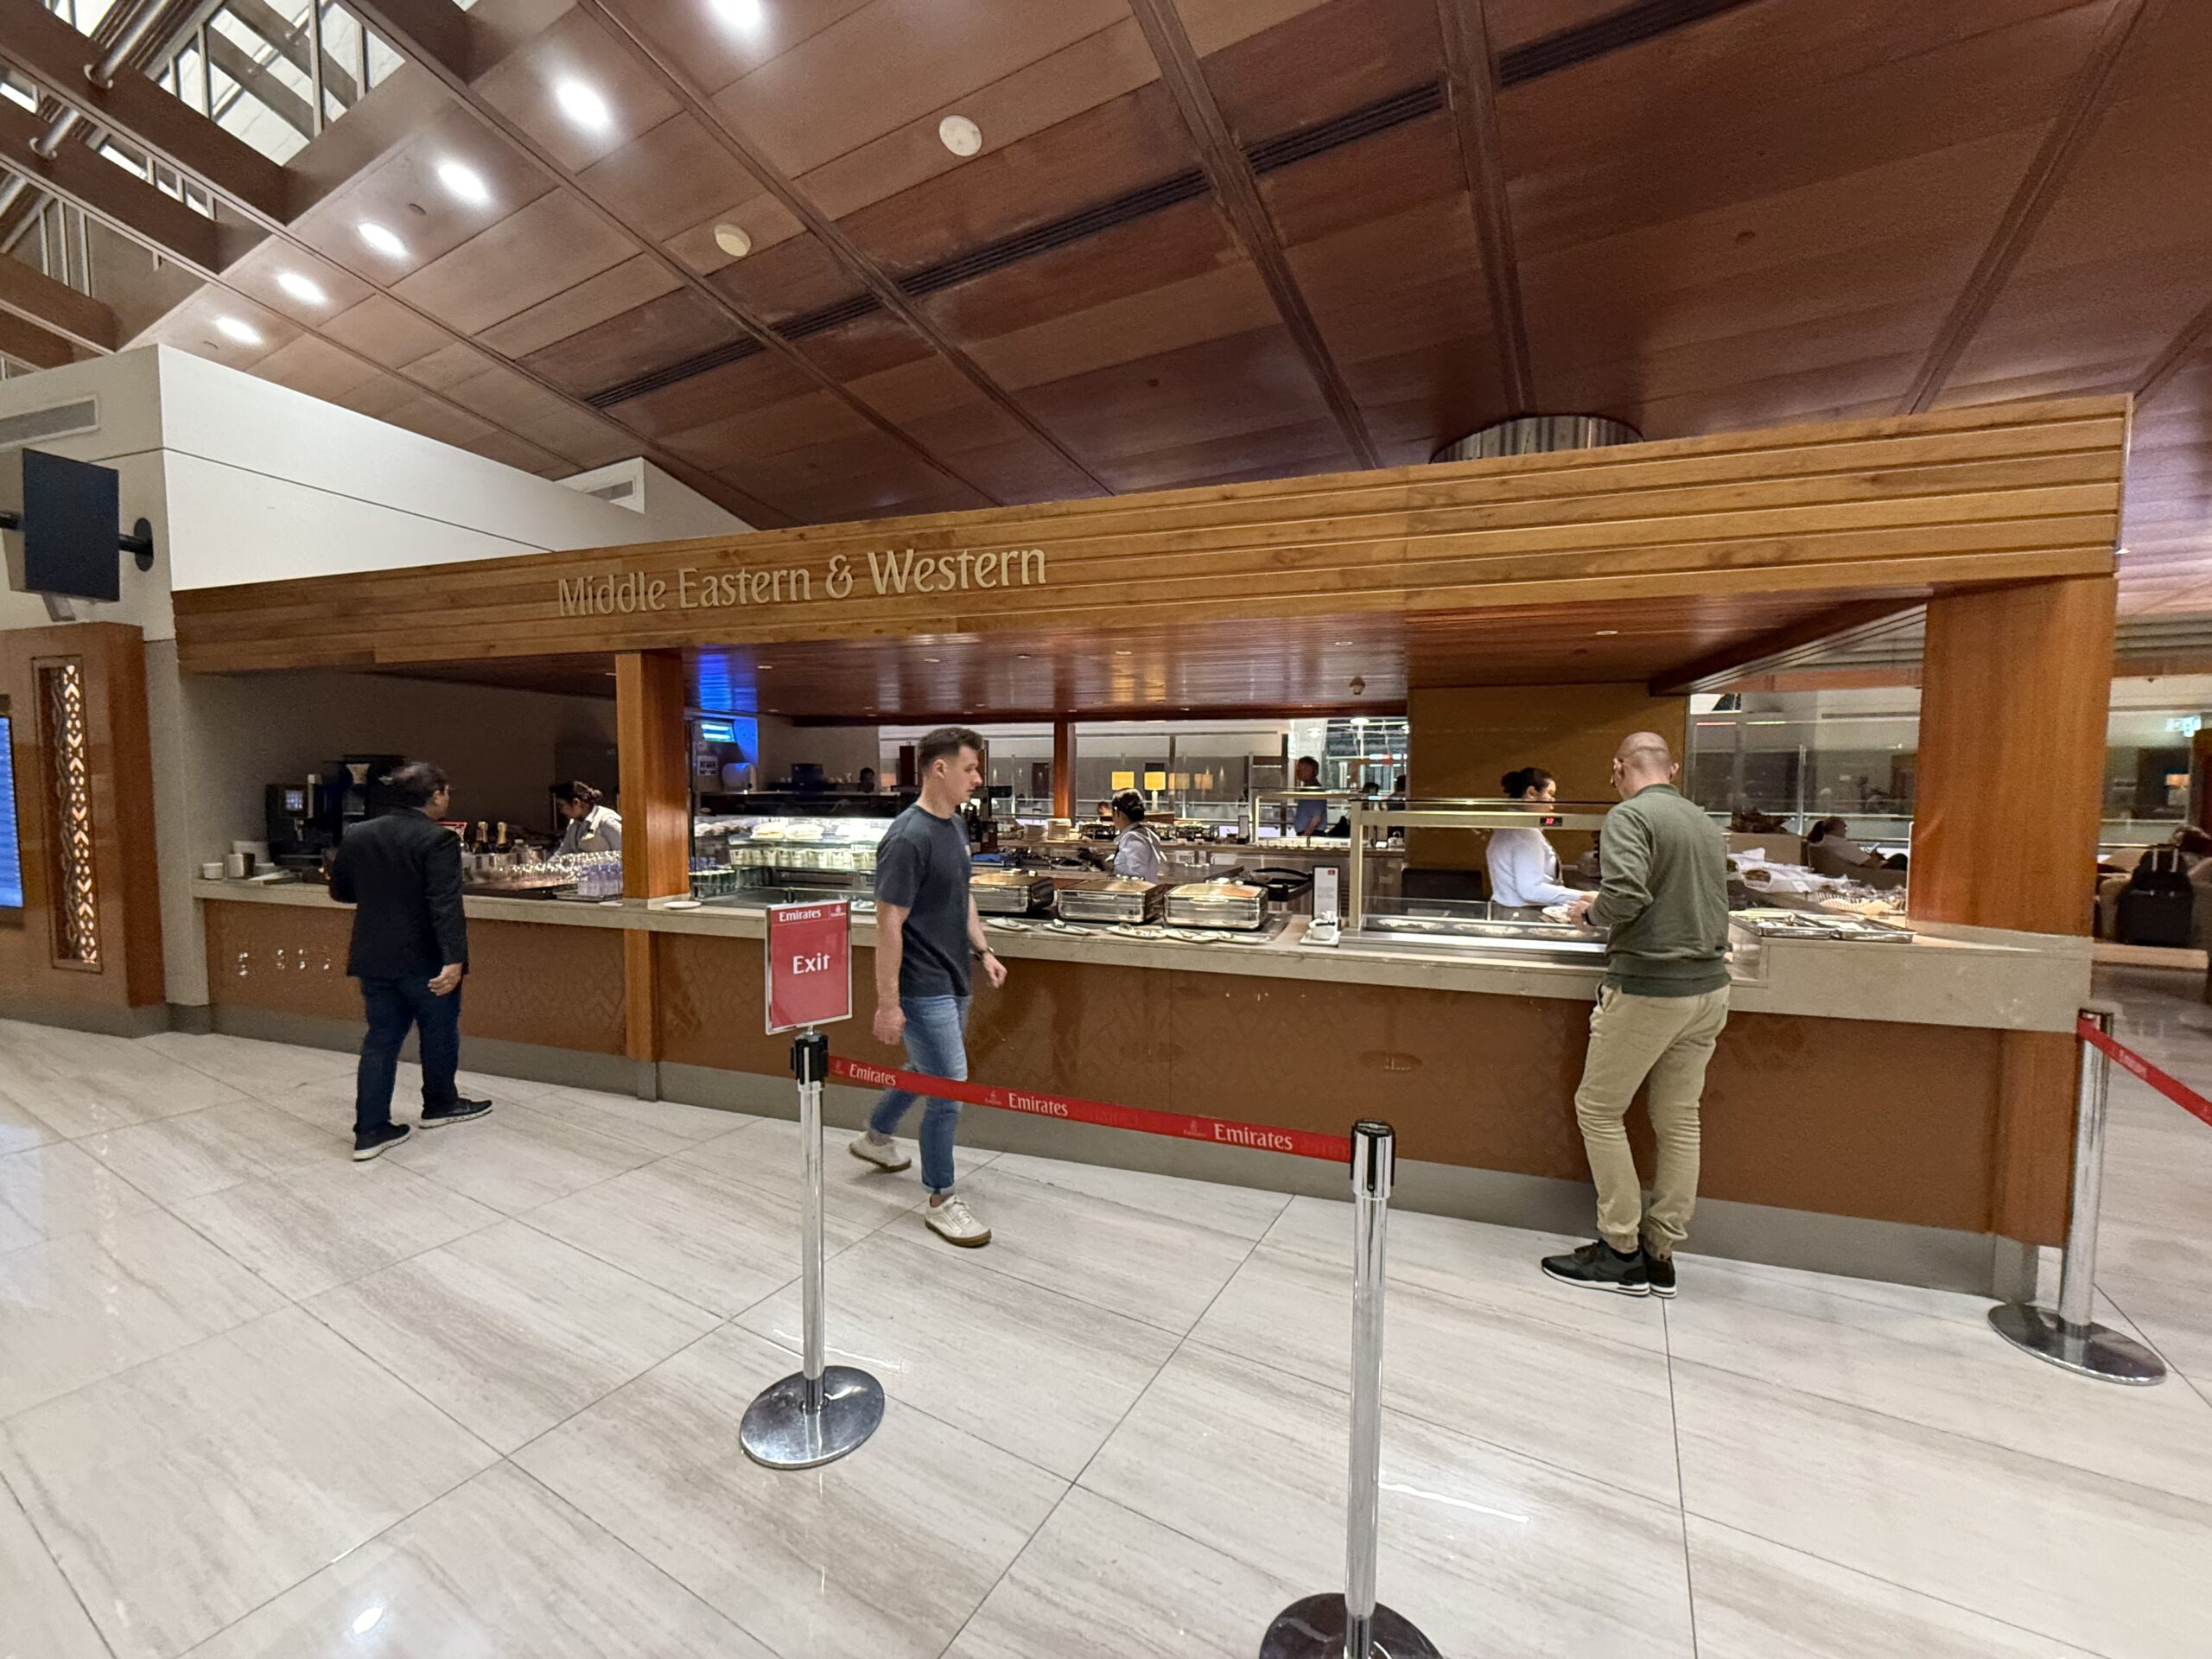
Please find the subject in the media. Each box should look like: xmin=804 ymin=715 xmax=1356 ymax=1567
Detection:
xmin=37 ymin=660 xmax=99 ymax=970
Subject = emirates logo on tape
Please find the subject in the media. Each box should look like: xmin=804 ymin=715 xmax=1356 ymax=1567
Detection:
xmin=1212 ymin=1123 xmax=1296 ymax=1153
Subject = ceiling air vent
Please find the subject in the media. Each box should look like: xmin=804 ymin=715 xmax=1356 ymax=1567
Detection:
xmin=782 ymin=292 xmax=884 ymax=341
xmin=0 ymin=397 xmax=99 ymax=450
xmin=1245 ymin=82 xmax=1446 ymax=175
xmin=588 ymin=336 xmax=766 ymax=409
xmin=1499 ymin=0 xmax=1760 ymax=87
xmin=900 ymin=169 xmax=1211 ymax=299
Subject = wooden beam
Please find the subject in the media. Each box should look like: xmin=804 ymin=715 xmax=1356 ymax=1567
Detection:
xmin=1901 ymin=0 xmax=2150 ymax=413
xmin=1126 ymin=0 xmax=1381 ymax=468
xmin=226 ymin=0 xmax=362 ymax=110
xmin=0 ymin=98 xmax=252 ymax=279
xmin=0 ymin=0 xmax=292 ymax=225
xmin=1436 ymin=0 xmax=1534 ymax=415
xmin=0 ymin=307 xmax=81 ymax=371
xmin=1052 ymin=719 xmax=1075 ymax=820
xmin=616 ymin=651 xmax=690 ymax=901
xmin=334 ymin=0 xmax=472 ymax=83
xmin=578 ymin=0 xmax=1116 ymax=499
xmin=1650 ymin=596 xmax=1928 ymax=694
xmin=347 ymin=0 xmax=997 ymax=508
xmin=0 ymin=251 xmax=118 ymax=353
xmin=205 ymin=32 xmax=315 ymax=142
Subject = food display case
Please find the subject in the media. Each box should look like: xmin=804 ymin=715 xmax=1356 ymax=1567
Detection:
xmin=691 ymin=814 xmax=893 ymax=904
xmin=1165 ymin=880 xmax=1267 ymax=931
xmin=1732 ymin=907 xmax=1913 ymax=943
xmin=1057 ymin=876 xmax=1172 ymax=925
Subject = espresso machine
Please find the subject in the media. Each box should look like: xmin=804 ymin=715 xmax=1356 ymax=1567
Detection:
xmin=268 ymin=755 xmax=401 ymax=868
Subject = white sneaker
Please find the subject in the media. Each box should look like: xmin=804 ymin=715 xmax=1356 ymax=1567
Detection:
xmin=849 ymin=1132 xmax=911 ymax=1173
xmin=925 ymin=1195 xmax=991 ymax=1249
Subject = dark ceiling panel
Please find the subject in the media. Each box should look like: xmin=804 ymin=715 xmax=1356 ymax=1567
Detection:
xmin=574 ymin=111 xmax=772 ymax=245
xmin=521 ymin=288 xmax=746 ymax=395
xmin=1182 ymin=0 xmax=1443 ymax=144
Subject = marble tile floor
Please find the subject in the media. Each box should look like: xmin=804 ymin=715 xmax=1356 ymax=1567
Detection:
xmin=0 ymin=996 xmax=2206 ymax=1658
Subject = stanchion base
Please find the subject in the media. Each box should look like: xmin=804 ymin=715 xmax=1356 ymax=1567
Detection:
xmin=1259 ymin=1594 xmax=1440 ymax=1658
xmin=1988 ymin=1303 xmax=2166 ymax=1386
xmin=740 ymin=1366 xmax=886 ymax=1468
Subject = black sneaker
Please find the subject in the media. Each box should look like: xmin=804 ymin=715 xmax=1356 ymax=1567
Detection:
xmin=1643 ymin=1252 xmax=1677 ymax=1299
xmin=1540 ymin=1239 xmax=1650 ymax=1296
xmin=421 ymin=1097 xmax=493 ymax=1128
xmin=353 ymin=1122 xmax=411 ymax=1162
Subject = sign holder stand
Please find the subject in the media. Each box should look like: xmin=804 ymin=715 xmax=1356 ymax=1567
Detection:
xmin=744 ymin=900 xmax=881 ymax=1468
xmin=741 ymin=1027 xmax=887 ymax=1467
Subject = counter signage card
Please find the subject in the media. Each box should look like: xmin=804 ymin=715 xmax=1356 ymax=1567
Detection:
xmin=766 ymin=899 xmax=853 ymax=1033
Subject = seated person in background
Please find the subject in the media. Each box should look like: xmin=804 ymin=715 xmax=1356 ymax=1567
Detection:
xmin=856 ymin=766 xmax=879 ymax=794
xmin=1291 ymin=755 xmax=1329 ymax=836
xmin=1487 ymin=766 xmax=1580 ymax=910
xmin=1807 ymin=816 xmax=1880 ymax=868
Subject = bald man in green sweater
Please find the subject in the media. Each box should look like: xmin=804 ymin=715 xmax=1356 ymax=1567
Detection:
xmin=1542 ymin=731 xmax=1732 ymax=1299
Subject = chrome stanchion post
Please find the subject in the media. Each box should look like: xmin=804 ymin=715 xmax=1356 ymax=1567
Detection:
xmin=1988 ymin=1006 xmax=2166 ymax=1385
xmin=741 ymin=1028 xmax=887 ymax=1465
xmin=1261 ymin=1122 xmax=1439 ymax=1659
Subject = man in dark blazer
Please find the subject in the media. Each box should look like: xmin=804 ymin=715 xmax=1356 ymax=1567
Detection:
xmin=329 ymin=761 xmax=492 ymax=1160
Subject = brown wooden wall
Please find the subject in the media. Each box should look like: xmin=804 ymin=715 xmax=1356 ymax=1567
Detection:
xmin=205 ymin=903 xmax=626 ymax=1055
xmin=0 ymin=622 xmax=164 ymax=1021
xmin=172 ymin=397 xmax=2126 ymax=673
xmin=648 ymin=931 xmax=2066 ymax=1243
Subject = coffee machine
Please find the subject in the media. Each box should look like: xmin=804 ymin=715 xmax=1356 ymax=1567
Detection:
xmin=265 ymin=783 xmax=322 ymax=869
xmin=267 ymin=756 xmax=402 ymax=868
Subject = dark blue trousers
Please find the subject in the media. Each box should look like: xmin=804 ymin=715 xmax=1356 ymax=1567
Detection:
xmin=353 ymin=976 xmax=462 ymax=1136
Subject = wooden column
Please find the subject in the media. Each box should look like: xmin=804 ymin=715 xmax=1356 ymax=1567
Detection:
xmin=616 ymin=650 xmax=688 ymax=1066
xmin=1052 ymin=719 xmax=1075 ymax=819
xmin=1911 ymin=575 xmax=2115 ymax=934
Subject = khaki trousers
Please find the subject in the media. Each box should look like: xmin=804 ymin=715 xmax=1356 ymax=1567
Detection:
xmin=1573 ymin=984 xmax=1731 ymax=1256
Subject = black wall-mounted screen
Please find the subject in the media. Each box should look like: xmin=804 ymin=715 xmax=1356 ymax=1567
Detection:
xmin=12 ymin=449 xmax=120 ymax=602
xmin=0 ymin=714 xmax=22 ymax=910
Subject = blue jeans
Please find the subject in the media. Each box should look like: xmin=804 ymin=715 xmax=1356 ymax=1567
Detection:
xmin=869 ymin=995 xmax=969 ymax=1194
xmin=354 ymin=976 xmax=462 ymax=1137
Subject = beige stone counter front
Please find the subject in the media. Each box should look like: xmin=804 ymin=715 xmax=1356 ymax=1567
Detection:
xmin=192 ymin=878 xmax=2088 ymax=1034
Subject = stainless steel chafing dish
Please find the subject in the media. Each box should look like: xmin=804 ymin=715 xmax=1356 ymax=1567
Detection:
xmin=1359 ymin=912 xmax=1610 ymax=957
xmin=1165 ymin=880 xmax=1266 ymax=931
xmin=972 ymin=870 xmax=1055 ymax=915
xmin=1732 ymin=908 xmax=1912 ymax=943
xmin=1056 ymin=876 xmax=1172 ymax=925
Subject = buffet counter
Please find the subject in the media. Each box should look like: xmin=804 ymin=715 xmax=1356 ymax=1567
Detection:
xmin=193 ymin=878 xmax=2088 ymax=1294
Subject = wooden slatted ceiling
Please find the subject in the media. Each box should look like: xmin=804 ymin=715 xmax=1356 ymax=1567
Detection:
xmin=99 ymin=0 xmax=2209 ymax=614
xmin=172 ymin=397 xmax=2124 ymax=693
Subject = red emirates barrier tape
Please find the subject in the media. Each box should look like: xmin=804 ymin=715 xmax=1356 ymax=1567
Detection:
xmin=828 ymin=1057 xmax=1354 ymax=1164
xmin=2080 ymin=1015 xmax=2212 ymax=1131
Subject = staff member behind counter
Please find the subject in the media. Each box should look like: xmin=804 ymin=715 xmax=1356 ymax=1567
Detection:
xmin=1084 ymin=791 xmax=1166 ymax=880
xmin=550 ymin=782 xmax=622 ymax=854
xmin=1486 ymin=766 xmax=1580 ymax=910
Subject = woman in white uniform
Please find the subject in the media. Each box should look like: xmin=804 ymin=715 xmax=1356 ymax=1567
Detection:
xmin=551 ymin=781 xmax=623 ymax=855
xmin=1487 ymin=766 xmax=1578 ymax=910
xmin=1107 ymin=790 xmax=1165 ymax=880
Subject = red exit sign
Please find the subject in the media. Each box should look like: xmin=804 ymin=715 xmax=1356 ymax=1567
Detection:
xmin=765 ymin=900 xmax=853 ymax=1033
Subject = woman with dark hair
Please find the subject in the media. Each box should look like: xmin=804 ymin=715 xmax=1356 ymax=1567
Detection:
xmin=551 ymin=781 xmax=623 ymax=855
xmin=1102 ymin=789 xmax=1165 ymax=880
xmin=1487 ymin=765 xmax=1579 ymax=910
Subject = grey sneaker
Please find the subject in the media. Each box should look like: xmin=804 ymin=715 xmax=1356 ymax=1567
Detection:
xmin=1540 ymin=1239 xmax=1649 ymax=1296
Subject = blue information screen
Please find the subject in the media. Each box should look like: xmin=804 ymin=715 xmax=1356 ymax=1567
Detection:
xmin=0 ymin=715 xmax=21 ymax=910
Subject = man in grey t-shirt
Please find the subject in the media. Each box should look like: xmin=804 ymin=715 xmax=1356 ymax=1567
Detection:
xmin=849 ymin=727 xmax=1007 ymax=1247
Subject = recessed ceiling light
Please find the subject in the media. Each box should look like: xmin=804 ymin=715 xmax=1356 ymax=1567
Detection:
xmin=436 ymin=160 xmax=490 ymax=205
xmin=938 ymin=114 xmax=982 ymax=157
xmin=923 ymin=657 xmax=941 ymax=664
xmin=213 ymin=315 xmax=262 ymax=345
xmin=712 ymin=222 xmax=753 ymax=259
xmin=1594 ymin=628 xmax=1619 ymax=637
xmin=356 ymin=220 xmax=407 ymax=257
xmin=275 ymin=270 xmax=327 ymax=305
xmin=758 ymin=663 xmax=775 ymax=671
xmin=712 ymin=0 xmax=766 ymax=26
xmin=1114 ymin=649 xmax=1132 ymax=656
xmin=556 ymin=79 xmax=612 ymax=130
